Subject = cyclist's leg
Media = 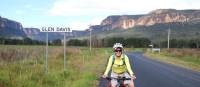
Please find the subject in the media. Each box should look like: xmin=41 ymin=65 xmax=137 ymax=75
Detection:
xmin=107 ymin=81 xmax=112 ymax=87
xmin=129 ymin=79 xmax=134 ymax=87
xmin=111 ymin=72 xmax=118 ymax=87
xmin=123 ymin=72 xmax=134 ymax=87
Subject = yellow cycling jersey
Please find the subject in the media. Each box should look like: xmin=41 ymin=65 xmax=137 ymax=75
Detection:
xmin=103 ymin=54 xmax=134 ymax=76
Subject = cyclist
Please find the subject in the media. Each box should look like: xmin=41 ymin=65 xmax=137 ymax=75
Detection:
xmin=102 ymin=43 xmax=136 ymax=87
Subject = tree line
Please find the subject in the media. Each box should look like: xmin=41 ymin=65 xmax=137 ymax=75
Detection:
xmin=1 ymin=37 xmax=199 ymax=48
xmin=0 ymin=38 xmax=64 ymax=46
xmin=0 ymin=37 xmax=45 ymax=45
xmin=154 ymin=39 xmax=200 ymax=48
xmin=67 ymin=37 xmax=151 ymax=48
xmin=67 ymin=38 xmax=200 ymax=48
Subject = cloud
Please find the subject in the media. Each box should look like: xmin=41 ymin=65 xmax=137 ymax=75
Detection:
xmin=68 ymin=21 xmax=89 ymax=30
xmin=47 ymin=0 xmax=200 ymax=30
xmin=48 ymin=0 xmax=141 ymax=16
xmin=15 ymin=10 xmax=24 ymax=14
xmin=90 ymin=17 xmax=103 ymax=25
xmin=49 ymin=0 xmax=200 ymax=16
xmin=24 ymin=4 xmax=32 ymax=8
xmin=68 ymin=17 xmax=103 ymax=30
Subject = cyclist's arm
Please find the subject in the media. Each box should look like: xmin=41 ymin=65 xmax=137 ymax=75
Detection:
xmin=124 ymin=55 xmax=134 ymax=76
xmin=103 ymin=56 xmax=113 ymax=76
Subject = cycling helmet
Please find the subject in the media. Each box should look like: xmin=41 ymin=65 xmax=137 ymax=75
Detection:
xmin=113 ymin=43 xmax=123 ymax=50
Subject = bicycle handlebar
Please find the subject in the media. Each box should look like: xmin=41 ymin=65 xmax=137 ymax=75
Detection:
xmin=105 ymin=77 xmax=131 ymax=80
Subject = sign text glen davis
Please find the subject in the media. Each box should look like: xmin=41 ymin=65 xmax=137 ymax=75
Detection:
xmin=40 ymin=27 xmax=71 ymax=32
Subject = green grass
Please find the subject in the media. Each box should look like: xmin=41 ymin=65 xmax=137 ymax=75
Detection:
xmin=0 ymin=45 xmax=112 ymax=87
xmin=145 ymin=49 xmax=200 ymax=72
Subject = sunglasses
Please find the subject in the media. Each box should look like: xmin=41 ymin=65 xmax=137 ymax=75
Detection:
xmin=114 ymin=50 xmax=122 ymax=52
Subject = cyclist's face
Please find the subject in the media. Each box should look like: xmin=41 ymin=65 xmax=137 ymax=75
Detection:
xmin=115 ymin=48 xmax=122 ymax=57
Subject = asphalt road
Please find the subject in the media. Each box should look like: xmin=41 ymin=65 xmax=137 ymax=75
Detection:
xmin=99 ymin=52 xmax=200 ymax=87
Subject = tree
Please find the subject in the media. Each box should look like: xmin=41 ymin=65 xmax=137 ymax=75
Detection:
xmin=52 ymin=39 xmax=62 ymax=45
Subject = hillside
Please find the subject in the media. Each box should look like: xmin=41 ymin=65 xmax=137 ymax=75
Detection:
xmin=77 ymin=9 xmax=200 ymax=42
xmin=0 ymin=17 xmax=86 ymax=41
xmin=0 ymin=16 xmax=26 ymax=39
xmin=78 ymin=22 xmax=200 ymax=43
xmin=1 ymin=9 xmax=200 ymax=42
xmin=91 ymin=9 xmax=200 ymax=32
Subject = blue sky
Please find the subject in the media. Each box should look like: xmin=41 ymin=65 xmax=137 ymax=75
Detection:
xmin=0 ymin=0 xmax=199 ymax=30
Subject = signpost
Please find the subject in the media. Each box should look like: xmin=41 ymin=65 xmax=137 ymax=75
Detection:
xmin=45 ymin=32 xmax=48 ymax=73
xmin=89 ymin=25 xmax=92 ymax=52
xmin=64 ymin=32 xmax=66 ymax=71
xmin=149 ymin=44 xmax=153 ymax=53
xmin=40 ymin=27 xmax=71 ymax=73
xmin=168 ymin=27 xmax=171 ymax=49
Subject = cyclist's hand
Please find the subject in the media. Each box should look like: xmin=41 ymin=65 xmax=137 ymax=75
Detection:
xmin=102 ymin=75 xmax=107 ymax=78
xmin=131 ymin=75 xmax=136 ymax=80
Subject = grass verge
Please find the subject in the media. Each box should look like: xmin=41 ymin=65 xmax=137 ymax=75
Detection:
xmin=144 ymin=48 xmax=200 ymax=72
xmin=125 ymin=48 xmax=145 ymax=52
xmin=0 ymin=45 xmax=112 ymax=87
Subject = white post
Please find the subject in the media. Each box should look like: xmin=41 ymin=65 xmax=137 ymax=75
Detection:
xmin=64 ymin=32 xmax=66 ymax=71
xmin=168 ymin=28 xmax=171 ymax=49
xmin=149 ymin=44 xmax=153 ymax=53
xmin=89 ymin=25 xmax=92 ymax=52
xmin=45 ymin=32 xmax=48 ymax=73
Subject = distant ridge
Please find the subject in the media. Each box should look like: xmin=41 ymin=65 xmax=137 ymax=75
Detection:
xmin=90 ymin=9 xmax=200 ymax=32
xmin=1 ymin=9 xmax=200 ymax=41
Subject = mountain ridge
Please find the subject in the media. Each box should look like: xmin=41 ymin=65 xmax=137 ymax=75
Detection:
xmin=0 ymin=16 xmax=26 ymax=39
xmin=91 ymin=9 xmax=200 ymax=32
xmin=1 ymin=9 xmax=200 ymax=42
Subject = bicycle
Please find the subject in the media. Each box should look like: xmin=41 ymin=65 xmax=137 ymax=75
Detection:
xmin=104 ymin=76 xmax=131 ymax=87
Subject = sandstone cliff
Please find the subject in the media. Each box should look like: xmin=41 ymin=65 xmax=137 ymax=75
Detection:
xmin=0 ymin=16 xmax=26 ymax=38
xmin=96 ymin=9 xmax=200 ymax=30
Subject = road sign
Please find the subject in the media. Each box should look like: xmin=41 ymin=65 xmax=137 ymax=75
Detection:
xmin=149 ymin=45 xmax=153 ymax=47
xmin=40 ymin=27 xmax=72 ymax=32
xmin=40 ymin=27 xmax=71 ymax=73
